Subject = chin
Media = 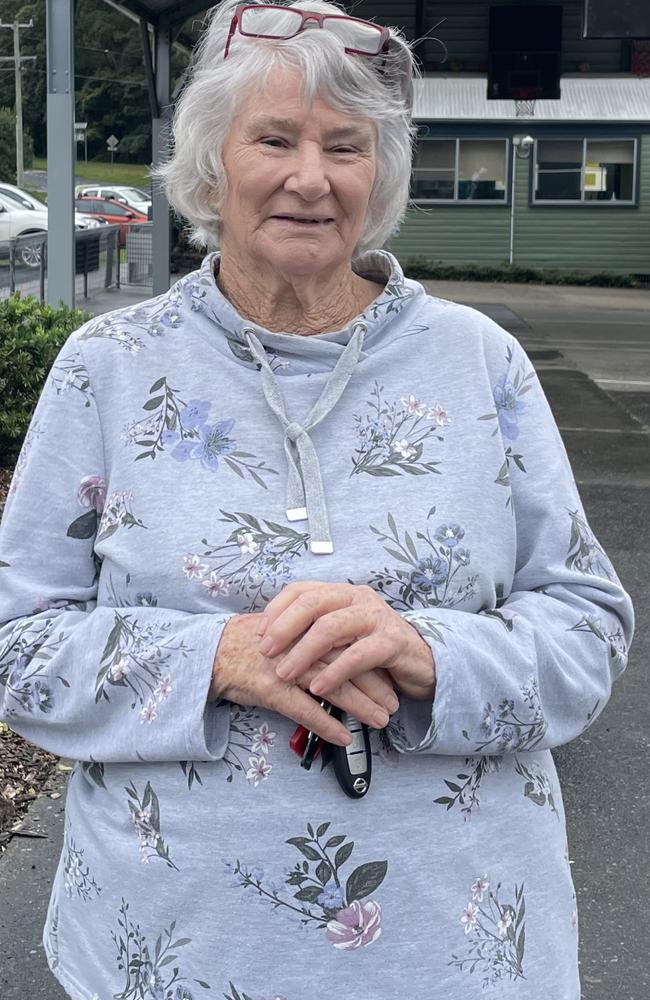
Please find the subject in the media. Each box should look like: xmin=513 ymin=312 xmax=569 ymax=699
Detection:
xmin=258 ymin=235 xmax=349 ymax=278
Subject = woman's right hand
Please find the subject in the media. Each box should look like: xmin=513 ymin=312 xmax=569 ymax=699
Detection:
xmin=208 ymin=613 xmax=400 ymax=746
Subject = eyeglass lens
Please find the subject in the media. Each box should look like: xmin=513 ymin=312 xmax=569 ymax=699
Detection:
xmin=239 ymin=7 xmax=384 ymax=54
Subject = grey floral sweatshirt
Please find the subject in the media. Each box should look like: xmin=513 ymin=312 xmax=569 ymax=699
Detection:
xmin=0 ymin=250 xmax=633 ymax=1000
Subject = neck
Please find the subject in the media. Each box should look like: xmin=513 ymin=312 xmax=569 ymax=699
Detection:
xmin=216 ymin=240 xmax=383 ymax=336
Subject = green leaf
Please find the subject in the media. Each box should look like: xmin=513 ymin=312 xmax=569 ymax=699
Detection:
xmin=324 ymin=834 xmax=345 ymax=849
xmin=384 ymin=547 xmax=411 ymax=565
xmin=365 ymin=466 xmax=402 ymax=477
xmin=316 ymin=822 xmax=330 ymax=838
xmin=307 ymin=823 xmax=315 ymax=837
xmin=143 ymin=395 xmax=164 ymax=411
xmin=334 ymin=842 xmax=354 ymax=869
xmin=345 ymin=860 xmax=388 ymax=903
xmin=66 ymin=510 xmax=97 ymax=539
xmin=158 ymin=954 xmax=178 ymax=966
xmin=294 ymin=885 xmax=322 ymax=903
xmin=444 ymin=780 xmax=462 ymax=793
xmin=225 ymin=458 xmax=245 ymax=479
xmin=286 ymin=837 xmax=321 ymax=862
xmin=316 ymin=860 xmax=332 ymax=885
xmin=387 ymin=512 xmax=397 ymax=537
xmin=404 ymin=532 xmax=418 ymax=560
xmin=433 ymin=796 xmax=454 ymax=806
xmin=169 ymin=937 xmax=191 ymax=948
xmin=149 ymin=377 xmax=166 ymax=393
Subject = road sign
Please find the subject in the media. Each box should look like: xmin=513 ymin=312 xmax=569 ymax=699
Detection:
xmin=106 ymin=134 xmax=119 ymax=150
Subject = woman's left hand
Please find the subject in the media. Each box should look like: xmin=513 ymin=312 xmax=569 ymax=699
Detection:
xmin=257 ymin=581 xmax=436 ymax=702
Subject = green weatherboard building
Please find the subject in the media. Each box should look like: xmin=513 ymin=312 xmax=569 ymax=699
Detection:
xmin=388 ymin=75 xmax=650 ymax=275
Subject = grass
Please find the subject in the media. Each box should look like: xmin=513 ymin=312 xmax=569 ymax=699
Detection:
xmin=32 ymin=157 xmax=151 ymax=192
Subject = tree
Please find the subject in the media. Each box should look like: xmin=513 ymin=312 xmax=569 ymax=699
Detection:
xmin=0 ymin=0 xmax=189 ymax=165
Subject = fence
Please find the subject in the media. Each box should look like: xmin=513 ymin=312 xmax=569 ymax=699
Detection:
xmin=0 ymin=225 xmax=122 ymax=305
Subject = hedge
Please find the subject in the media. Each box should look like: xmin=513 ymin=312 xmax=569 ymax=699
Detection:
xmin=400 ymin=258 xmax=641 ymax=288
xmin=0 ymin=294 xmax=89 ymax=467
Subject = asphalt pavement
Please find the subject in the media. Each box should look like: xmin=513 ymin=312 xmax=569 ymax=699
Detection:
xmin=0 ymin=279 xmax=648 ymax=1000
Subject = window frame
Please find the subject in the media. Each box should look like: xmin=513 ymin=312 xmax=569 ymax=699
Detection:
xmin=411 ymin=137 xmax=511 ymax=205
xmin=531 ymin=137 xmax=639 ymax=206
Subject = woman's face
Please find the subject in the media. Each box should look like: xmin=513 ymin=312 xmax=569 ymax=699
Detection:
xmin=219 ymin=68 xmax=377 ymax=277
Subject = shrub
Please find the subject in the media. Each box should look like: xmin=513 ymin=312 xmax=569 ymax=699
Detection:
xmin=400 ymin=258 xmax=640 ymax=288
xmin=0 ymin=294 xmax=89 ymax=466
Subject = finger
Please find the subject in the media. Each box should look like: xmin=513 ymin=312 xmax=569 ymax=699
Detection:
xmin=274 ymin=606 xmax=373 ymax=681
xmin=308 ymin=634 xmax=393 ymax=696
xmin=297 ymin=664 xmax=391 ymax=729
xmin=260 ymin=583 xmax=356 ymax=656
xmin=349 ymin=668 xmax=400 ymax=714
xmin=273 ymin=684 xmax=352 ymax=746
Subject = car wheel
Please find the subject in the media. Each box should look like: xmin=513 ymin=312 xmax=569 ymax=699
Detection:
xmin=19 ymin=238 xmax=45 ymax=268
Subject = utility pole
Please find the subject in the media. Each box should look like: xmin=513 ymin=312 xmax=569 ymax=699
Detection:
xmin=0 ymin=19 xmax=33 ymax=188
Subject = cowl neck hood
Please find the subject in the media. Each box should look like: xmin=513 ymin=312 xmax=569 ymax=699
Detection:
xmin=176 ymin=249 xmax=428 ymax=554
xmin=179 ymin=249 xmax=426 ymax=376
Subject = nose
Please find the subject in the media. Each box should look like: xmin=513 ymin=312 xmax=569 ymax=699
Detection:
xmin=283 ymin=141 xmax=331 ymax=201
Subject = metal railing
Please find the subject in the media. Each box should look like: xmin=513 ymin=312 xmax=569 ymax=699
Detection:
xmin=0 ymin=225 xmax=122 ymax=305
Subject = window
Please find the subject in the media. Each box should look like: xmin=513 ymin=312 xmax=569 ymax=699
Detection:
xmin=412 ymin=139 xmax=508 ymax=202
xmin=534 ymin=139 xmax=637 ymax=203
xmin=100 ymin=200 xmax=131 ymax=216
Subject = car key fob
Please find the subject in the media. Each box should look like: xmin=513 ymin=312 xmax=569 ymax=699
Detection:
xmin=328 ymin=706 xmax=372 ymax=798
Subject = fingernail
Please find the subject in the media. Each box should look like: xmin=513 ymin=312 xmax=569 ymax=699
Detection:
xmin=372 ymin=709 xmax=390 ymax=729
xmin=258 ymin=636 xmax=275 ymax=655
xmin=257 ymin=614 xmax=268 ymax=637
xmin=339 ymin=731 xmax=352 ymax=746
xmin=310 ymin=679 xmax=326 ymax=696
xmin=275 ymin=661 xmax=292 ymax=679
xmin=385 ymin=696 xmax=400 ymax=713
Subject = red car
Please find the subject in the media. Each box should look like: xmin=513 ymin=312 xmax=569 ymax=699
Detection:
xmin=74 ymin=196 xmax=148 ymax=245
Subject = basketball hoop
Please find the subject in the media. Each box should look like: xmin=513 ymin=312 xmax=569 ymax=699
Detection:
xmin=514 ymin=98 xmax=537 ymax=118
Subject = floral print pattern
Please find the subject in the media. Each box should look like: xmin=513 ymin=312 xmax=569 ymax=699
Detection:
xmin=565 ymin=509 xmax=615 ymax=579
xmin=225 ymin=821 xmax=387 ymax=949
xmin=66 ymin=475 xmax=107 ymax=540
xmin=479 ymin=344 xmax=535 ymax=504
xmin=350 ymin=381 xmax=448 ymax=477
xmin=569 ymin=613 xmax=627 ymax=671
xmin=122 ymin=379 xmax=278 ymax=486
xmin=94 ymin=611 xmax=189 ymax=720
xmin=78 ymin=291 xmax=186 ymax=353
xmin=185 ymin=510 xmax=309 ymax=612
xmin=0 ymin=617 xmax=67 ymax=719
xmin=470 ymin=677 xmax=547 ymax=753
xmin=50 ymin=351 xmax=94 ymax=406
xmin=434 ymin=756 xmax=558 ymax=819
xmin=367 ymin=511 xmax=477 ymax=611
xmin=126 ymin=780 xmax=179 ymax=869
xmin=63 ymin=826 xmax=102 ymax=900
xmin=225 ymin=986 xmax=288 ymax=1000
xmin=450 ymin=877 xmax=526 ymax=987
xmin=111 ymin=898 xmax=211 ymax=999
xmin=96 ymin=490 xmax=147 ymax=545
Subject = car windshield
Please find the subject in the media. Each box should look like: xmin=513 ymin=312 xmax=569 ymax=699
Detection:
xmin=0 ymin=187 xmax=39 ymax=210
xmin=121 ymin=187 xmax=150 ymax=201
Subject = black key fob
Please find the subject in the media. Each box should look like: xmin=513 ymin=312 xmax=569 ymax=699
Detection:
xmin=329 ymin=707 xmax=372 ymax=799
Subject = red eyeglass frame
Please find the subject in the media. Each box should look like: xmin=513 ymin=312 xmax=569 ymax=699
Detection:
xmin=223 ymin=3 xmax=391 ymax=60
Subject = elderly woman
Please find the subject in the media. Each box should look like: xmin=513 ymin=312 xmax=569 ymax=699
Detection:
xmin=0 ymin=2 xmax=634 ymax=998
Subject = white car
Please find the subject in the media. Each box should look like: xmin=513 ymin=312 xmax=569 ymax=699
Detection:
xmin=74 ymin=184 xmax=151 ymax=216
xmin=0 ymin=187 xmax=106 ymax=268
xmin=0 ymin=182 xmax=105 ymax=232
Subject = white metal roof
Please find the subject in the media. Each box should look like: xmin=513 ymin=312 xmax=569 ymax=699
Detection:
xmin=412 ymin=75 xmax=650 ymax=122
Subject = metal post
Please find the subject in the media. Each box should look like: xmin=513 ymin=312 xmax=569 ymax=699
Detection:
xmin=152 ymin=21 xmax=171 ymax=296
xmin=509 ymin=140 xmax=517 ymax=265
xmin=115 ymin=227 xmax=121 ymax=288
xmin=9 ymin=242 xmax=16 ymax=294
xmin=46 ymin=0 xmax=75 ymax=307
xmin=152 ymin=14 xmax=171 ymax=296
xmin=39 ymin=240 xmax=46 ymax=301
xmin=13 ymin=24 xmax=24 ymax=188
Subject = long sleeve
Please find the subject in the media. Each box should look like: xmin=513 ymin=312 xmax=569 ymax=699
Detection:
xmin=388 ymin=335 xmax=634 ymax=756
xmin=0 ymin=334 xmax=233 ymax=764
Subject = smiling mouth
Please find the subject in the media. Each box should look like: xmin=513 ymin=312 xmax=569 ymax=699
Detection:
xmin=272 ymin=215 xmax=335 ymax=225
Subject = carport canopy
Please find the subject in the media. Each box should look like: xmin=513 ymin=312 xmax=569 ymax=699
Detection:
xmin=46 ymin=0 xmax=217 ymax=306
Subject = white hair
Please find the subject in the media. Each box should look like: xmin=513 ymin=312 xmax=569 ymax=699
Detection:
xmin=157 ymin=0 xmax=417 ymax=254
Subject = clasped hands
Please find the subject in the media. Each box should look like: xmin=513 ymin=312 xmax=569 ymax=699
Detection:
xmin=211 ymin=581 xmax=435 ymax=748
